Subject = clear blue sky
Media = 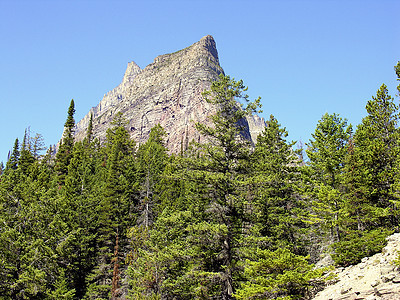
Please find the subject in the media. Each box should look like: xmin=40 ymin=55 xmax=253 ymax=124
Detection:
xmin=0 ymin=0 xmax=399 ymax=163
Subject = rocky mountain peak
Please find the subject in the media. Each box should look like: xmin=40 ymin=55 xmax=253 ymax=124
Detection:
xmin=73 ymin=36 xmax=264 ymax=151
xmin=198 ymin=35 xmax=219 ymax=62
xmin=122 ymin=61 xmax=141 ymax=86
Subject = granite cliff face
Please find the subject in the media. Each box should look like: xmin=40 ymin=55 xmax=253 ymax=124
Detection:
xmin=74 ymin=35 xmax=265 ymax=151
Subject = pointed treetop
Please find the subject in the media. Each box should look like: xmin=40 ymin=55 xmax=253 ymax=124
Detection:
xmin=65 ymin=99 xmax=75 ymax=129
xmin=6 ymin=138 xmax=19 ymax=170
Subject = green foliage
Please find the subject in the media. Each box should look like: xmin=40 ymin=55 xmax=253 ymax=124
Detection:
xmin=251 ymin=115 xmax=306 ymax=251
xmin=54 ymin=137 xmax=105 ymax=298
xmin=0 ymin=161 xmax=59 ymax=298
xmin=31 ymin=132 xmax=46 ymax=159
xmin=238 ymin=115 xmax=325 ymax=299
xmin=235 ymin=248 xmax=325 ymax=300
xmin=85 ymin=113 xmax=94 ymax=145
xmin=47 ymin=269 xmax=76 ymax=299
xmin=85 ymin=112 xmax=137 ymax=299
xmin=345 ymin=84 xmax=400 ymax=231
xmin=189 ymin=74 xmax=262 ymax=299
xmin=136 ymin=124 xmax=168 ymax=227
xmin=2 ymin=66 xmax=400 ymax=300
xmin=6 ymin=138 xmax=20 ymax=170
xmin=55 ymin=99 xmax=76 ymax=186
xmin=331 ymin=229 xmax=392 ymax=267
xmin=306 ymin=113 xmax=352 ymax=188
xmin=305 ymin=113 xmax=352 ymax=242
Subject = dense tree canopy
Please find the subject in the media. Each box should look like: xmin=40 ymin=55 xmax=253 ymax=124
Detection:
xmin=1 ymin=65 xmax=400 ymax=299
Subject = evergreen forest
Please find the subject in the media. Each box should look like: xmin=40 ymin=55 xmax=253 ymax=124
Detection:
xmin=1 ymin=62 xmax=400 ymax=300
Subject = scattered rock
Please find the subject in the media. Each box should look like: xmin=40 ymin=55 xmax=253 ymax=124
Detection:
xmin=313 ymin=233 xmax=400 ymax=300
xmin=381 ymin=274 xmax=395 ymax=283
xmin=341 ymin=286 xmax=352 ymax=294
xmin=315 ymin=253 xmax=334 ymax=269
xmin=392 ymin=275 xmax=400 ymax=284
xmin=371 ymin=280 xmax=380 ymax=287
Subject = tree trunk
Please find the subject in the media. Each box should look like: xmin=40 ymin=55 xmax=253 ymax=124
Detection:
xmin=111 ymin=231 xmax=120 ymax=300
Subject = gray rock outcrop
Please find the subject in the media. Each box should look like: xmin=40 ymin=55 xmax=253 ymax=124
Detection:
xmin=74 ymin=35 xmax=265 ymax=151
xmin=313 ymin=233 xmax=400 ymax=300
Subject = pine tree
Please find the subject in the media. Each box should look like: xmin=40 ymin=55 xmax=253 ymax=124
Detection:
xmin=54 ymin=141 xmax=99 ymax=298
xmin=19 ymin=129 xmax=35 ymax=174
xmin=155 ymin=154 xmax=192 ymax=215
xmin=251 ymin=115 xmax=305 ymax=251
xmin=235 ymin=115 xmax=326 ymax=299
xmin=194 ymin=75 xmax=262 ymax=299
xmin=47 ymin=269 xmax=76 ymax=299
xmin=333 ymin=84 xmax=400 ymax=266
xmin=0 ymin=149 xmax=59 ymax=298
xmin=6 ymin=138 xmax=20 ymax=171
xmin=31 ymin=132 xmax=46 ymax=159
xmin=85 ymin=112 xmax=137 ymax=299
xmin=153 ymin=75 xmax=261 ymax=299
xmin=127 ymin=75 xmax=262 ymax=299
xmin=345 ymin=84 xmax=399 ymax=230
xmin=235 ymin=248 xmax=325 ymax=300
xmin=305 ymin=113 xmax=352 ymax=242
xmin=135 ymin=124 xmax=168 ymax=228
xmin=393 ymin=61 xmax=400 ymax=211
xmin=84 ymin=113 xmax=94 ymax=146
xmin=55 ymin=99 xmax=76 ymax=186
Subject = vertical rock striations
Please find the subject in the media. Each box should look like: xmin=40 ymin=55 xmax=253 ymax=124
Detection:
xmin=74 ymin=35 xmax=264 ymax=151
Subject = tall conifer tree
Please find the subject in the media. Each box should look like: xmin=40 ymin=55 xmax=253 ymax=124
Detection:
xmin=19 ymin=129 xmax=35 ymax=173
xmin=6 ymin=138 xmax=20 ymax=171
xmin=332 ymin=83 xmax=400 ymax=266
xmin=136 ymin=124 xmax=168 ymax=228
xmin=251 ymin=115 xmax=305 ymax=250
xmin=306 ymin=113 xmax=352 ymax=242
xmin=55 ymin=99 xmax=76 ymax=186
xmin=345 ymin=84 xmax=399 ymax=231
xmin=86 ymin=112 xmax=136 ymax=299
xmin=235 ymin=115 xmax=325 ymax=300
xmin=150 ymin=75 xmax=261 ymax=299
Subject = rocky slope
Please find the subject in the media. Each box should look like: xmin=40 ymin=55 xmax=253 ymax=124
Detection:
xmin=313 ymin=233 xmax=400 ymax=300
xmin=74 ymin=35 xmax=264 ymax=151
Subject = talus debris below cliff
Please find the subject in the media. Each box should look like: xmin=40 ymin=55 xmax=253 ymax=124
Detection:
xmin=73 ymin=35 xmax=265 ymax=151
xmin=313 ymin=233 xmax=400 ymax=300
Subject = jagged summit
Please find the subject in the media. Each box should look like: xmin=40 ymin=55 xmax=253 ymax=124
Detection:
xmin=152 ymin=35 xmax=219 ymax=65
xmin=197 ymin=35 xmax=219 ymax=62
xmin=122 ymin=61 xmax=141 ymax=86
xmin=74 ymin=36 xmax=264 ymax=152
